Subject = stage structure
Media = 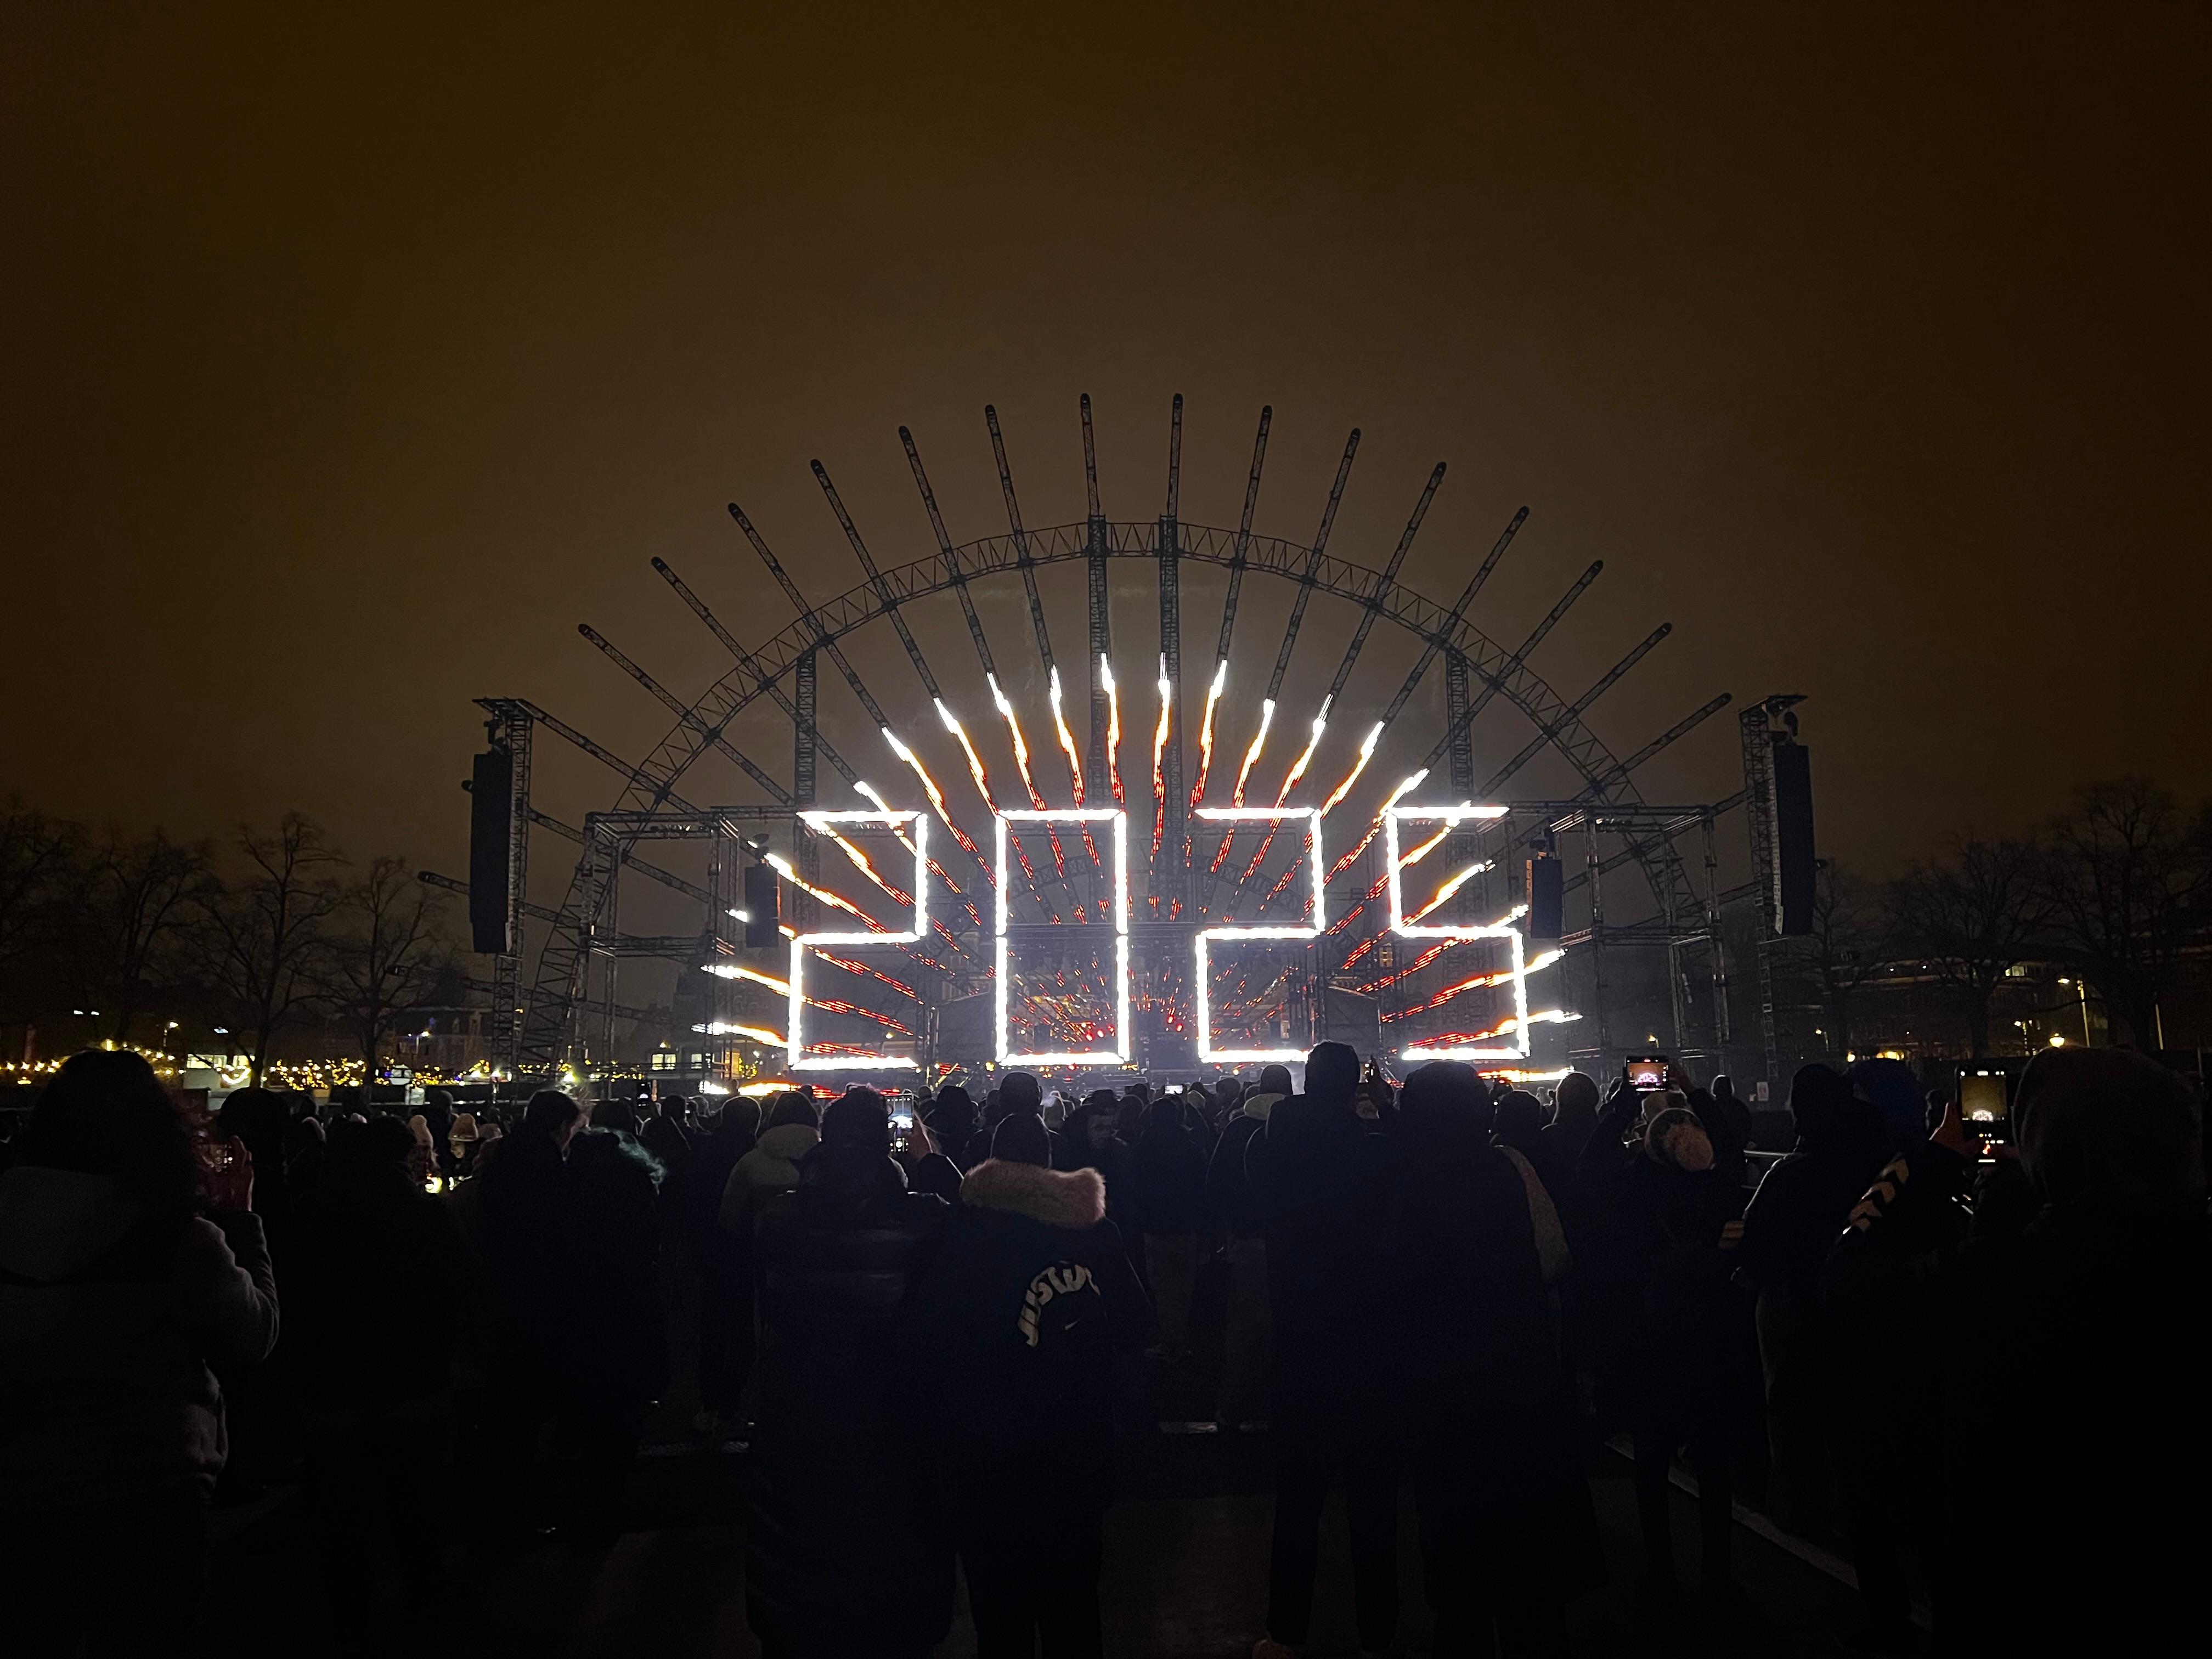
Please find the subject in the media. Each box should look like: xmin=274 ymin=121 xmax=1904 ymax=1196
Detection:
xmin=442 ymin=397 xmax=1813 ymax=1088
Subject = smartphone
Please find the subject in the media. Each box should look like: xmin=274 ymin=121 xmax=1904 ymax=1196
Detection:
xmin=1626 ymin=1054 xmax=1669 ymax=1091
xmin=1957 ymin=1066 xmax=2012 ymax=1140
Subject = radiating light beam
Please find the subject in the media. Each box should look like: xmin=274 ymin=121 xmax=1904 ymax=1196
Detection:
xmin=1102 ymin=654 xmax=1125 ymax=805
xmin=1327 ymin=769 xmax=1431 ymax=880
xmin=1148 ymin=656 xmax=1175 ymax=857
xmin=949 ymin=695 xmax=1046 ymax=895
xmin=1320 ymin=720 xmax=1385 ymax=815
xmin=1234 ymin=701 xmax=1331 ymax=886
xmin=883 ymin=726 xmax=990 ymax=874
xmin=765 ymin=851 xmax=885 ymax=932
xmin=1189 ymin=659 xmax=1228 ymax=809
xmin=857 ymin=779 xmax=983 ymax=931
xmin=1230 ymin=699 xmax=1274 ymax=807
xmin=1406 ymin=860 xmax=1495 ymax=925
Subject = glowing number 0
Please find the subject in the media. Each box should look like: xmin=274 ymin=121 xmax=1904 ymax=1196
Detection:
xmin=995 ymin=809 xmax=1130 ymax=1065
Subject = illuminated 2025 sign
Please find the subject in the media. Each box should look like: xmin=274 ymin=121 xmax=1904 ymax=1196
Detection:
xmin=775 ymin=803 xmax=1551 ymax=1070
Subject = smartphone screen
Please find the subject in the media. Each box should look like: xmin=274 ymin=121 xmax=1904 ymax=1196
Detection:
xmin=1626 ymin=1056 xmax=1668 ymax=1091
xmin=1959 ymin=1071 xmax=2010 ymax=1138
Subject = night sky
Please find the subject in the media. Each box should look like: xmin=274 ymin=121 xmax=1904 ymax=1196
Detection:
xmin=7 ymin=3 xmax=2207 ymax=896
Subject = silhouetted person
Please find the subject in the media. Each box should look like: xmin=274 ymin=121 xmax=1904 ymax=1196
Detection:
xmin=563 ymin=1123 xmax=666 ymax=1537
xmin=417 ymin=1086 xmax=457 ymax=1170
xmin=965 ymin=1069 xmax=1043 ymax=1167
xmin=1209 ymin=1064 xmax=1288 ymax=1430
xmin=1385 ymin=1061 xmax=1582 ymax=1657
xmin=1248 ymin=1041 xmax=1400 ymax=1659
xmin=476 ymin=1089 xmax=580 ymax=1535
xmin=1576 ymin=1076 xmax=1750 ymax=1610
xmin=636 ymin=1092 xmax=692 ymax=1173
xmin=1735 ymin=1064 xmax=1889 ymax=1536
xmin=722 ymin=1090 xmax=819 ymax=1230
xmin=1129 ymin=1096 xmax=1209 ymax=1355
xmin=749 ymin=1089 xmax=951 ymax=1658
xmin=924 ymin=1083 xmax=981 ymax=1172
xmin=287 ymin=1113 xmax=466 ymax=1631
xmin=690 ymin=1093 xmax=759 ymax=1438
xmin=1537 ymin=1070 xmax=1601 ymax=1204
xmin=905 ymin=1111 xmax=1152 ymax=1659
xmin=1828 ymin=1047 xmax=2207 ymax=1655
xmin=0 ymin=1050 xmax=278 ymax=1656
xmin=1053 ymin=1090 xmax=1135 ymax=1228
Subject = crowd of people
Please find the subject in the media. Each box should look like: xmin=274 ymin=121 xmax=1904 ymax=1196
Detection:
xmin=0 ymin=1037 xmax=2202 ymax=1656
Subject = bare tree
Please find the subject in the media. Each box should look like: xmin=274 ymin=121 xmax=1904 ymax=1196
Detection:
xmin=2038 ymin=777 xmax=2212 ymax=1048
xmin=1889 ymin=833 xmax=2052 ymax=1056
xmin=0 ymin=799 xmax=81 ymax=1020
xmin=198 ymin=814 xmax=346 ymax=1084
xmin=77 ymin=826 xmax=217 ymax=1045
xmin=1801 ymin=860 xmax=1897 ymax=1062
xmin=320 ymin=857 xmax=453 ymax=1082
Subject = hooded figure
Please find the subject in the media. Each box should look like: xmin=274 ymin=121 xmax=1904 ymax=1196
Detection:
xmin=1383 ymin=1062 xmax=1590 ymax=1654
xmin=963 ymin=1071 xmax=1042 ymax=1169
xmin=924 ymin=1084 xmax=981 ymax=1173
xmin=747 ymin=1089 xmax=952 ymax=1658
xmin=1247 ymin=1042 xmax=1403 ymax=1657
xmin=902 ymin=1107 xmax=1150 ymax=1659
xmin=721 ymin=1091 xmax=820 ymax=1233
xmin=1051 ymin=1090 xmax=1133 ymax=1225
xmin=0 ymin=1051 xmax=278 ymax=1655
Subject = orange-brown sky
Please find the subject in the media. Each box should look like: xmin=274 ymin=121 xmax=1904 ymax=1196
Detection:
xmin=6 ymin=2 xmax=2207 ymax=893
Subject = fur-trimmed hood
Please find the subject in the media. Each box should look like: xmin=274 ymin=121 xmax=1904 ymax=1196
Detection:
xmin=1241 ymin=1091 xmax=1286 ymax=1122
xmin=960 ymin=1158 xmax=1106 ymax=1230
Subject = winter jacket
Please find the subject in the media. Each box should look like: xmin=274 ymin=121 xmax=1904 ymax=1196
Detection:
xmin=1247 ymin=1092 xmax=1396 ymax=1425
xmin=902 ymin=1159 xmax=1153 ymax=1475
xmin=476 ymin=1127 xmax=572 ymax=1376
xmin=1380 ymin=1113 xmax=1590 ymax=1596
xmin=1206 ymin=1092 xmax=1280 ymax=1238
xmin=1825 ymin=1138 xmax=2211 ymax=1652
xmin=1129 ymin=1115 xmax=1210 ymax=1236
xmin=748 ymin=1146 xmax=951 ymax=1656
xmin=720 ymin=1121 xmax=819 ymax=1233
xmin=0 ymin=1166 xmax=278 ymax=1504
xmin=565 ymin=1130 xmax=668 ymax=1408
xmin=1050 ymin=1105 xmax=1135 ymax=1224
xmin=286 ymin=1154 xmax=465 ymax=1406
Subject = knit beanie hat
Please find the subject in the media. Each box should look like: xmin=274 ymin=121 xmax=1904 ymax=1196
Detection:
xmin=991 ymin=1112 xmax=1052 ymax=1167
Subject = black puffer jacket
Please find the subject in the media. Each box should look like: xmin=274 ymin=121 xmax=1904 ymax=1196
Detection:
xmin=1248 ymin=1089 xmax=1396 ymax=1426
xmin=1129 ymin=1108 xmax=1210 ymax=1235
xmin=1205 ymin=1092 xmax=1282 ymax=1237
xmin=286 ymin=1150 xmax=464 ymax=1406
xmin=902 ymin=1159 xmax=1152 ymax=1486
xmin=748 ymin=1145 xmax=951 ymax=1657
xmin=564 ymin=1130 xmax=668 ymax=1409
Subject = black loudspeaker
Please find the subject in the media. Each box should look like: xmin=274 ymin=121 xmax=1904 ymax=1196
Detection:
xmin=467 ymin=747 xmax=513 ymax=954
xmin=1526 ymin=853 xmax=1564 ymax=940
xmin=1771 ymin=740 xmax=1816 ymax=935
xmin=742 ymin=862 xmax=781 ymax=948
